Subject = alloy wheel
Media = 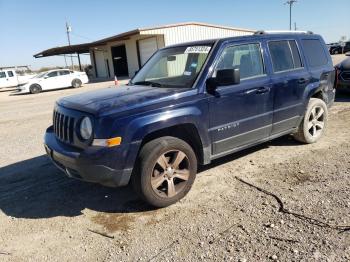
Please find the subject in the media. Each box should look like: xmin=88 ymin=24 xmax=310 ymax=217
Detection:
xmin=307 ymin=106 xmax=325 ymax=138
xmin=151 ymin=150 xmax=190 ymax=198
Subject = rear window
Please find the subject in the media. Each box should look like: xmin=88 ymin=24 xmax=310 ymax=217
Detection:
xmin=301 ymin=39 xmax=328 ymax=67
xmin=59 ymin=70 xmax=70 ymax=75
xmin=7 ymin=71 xmax=14 ymax=77
xmin=268 ymin=40 xmax=302 ymax=72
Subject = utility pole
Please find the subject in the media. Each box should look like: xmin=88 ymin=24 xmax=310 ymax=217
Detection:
xmin=285 ymin=0 xmax=297 ymax=31
xmin=66 ymin=22 xmax=74 ymax=70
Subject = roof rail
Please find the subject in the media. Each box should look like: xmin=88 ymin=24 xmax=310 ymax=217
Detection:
xmin=254 ymin=30 xmax=313 ymax=35
xmin=0 ymin=65 xmax=31 ymax=70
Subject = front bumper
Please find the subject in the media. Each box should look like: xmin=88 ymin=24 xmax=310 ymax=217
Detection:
xmin=10 ymin=86 xmax=29 ymax=95
xmin=44 ymin=126 xmax=133 ymax=187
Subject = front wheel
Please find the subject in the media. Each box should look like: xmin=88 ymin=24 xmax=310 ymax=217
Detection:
xmin=293 ymin=98 xmax=328 ymax=144
xmin=132 ymin=136 xmax=197 ymax=207
xmin=29 ymin=84 xmax=42 ymax=94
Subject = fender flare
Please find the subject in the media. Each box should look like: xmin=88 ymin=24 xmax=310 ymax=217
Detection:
xmin=122 ymin=106 xmax=211 ymax=170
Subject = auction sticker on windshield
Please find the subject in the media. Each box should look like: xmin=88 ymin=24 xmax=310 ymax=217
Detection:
xmin=185 ymin=46 xmax=211 ymax=54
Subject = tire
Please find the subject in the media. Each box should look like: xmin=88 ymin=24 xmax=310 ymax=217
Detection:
xmin=72 ymin=78 xmax=82 ymax=88
xmin=293 ymin=98 xmax=328 ymax=144
xmin=131 ymin=136 xmax=198 ymax=208
xmin=29 ymin=84 xmax=42 ymax=94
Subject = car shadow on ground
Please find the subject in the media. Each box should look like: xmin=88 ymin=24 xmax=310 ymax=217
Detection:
xmin=0 ymin=87 xmax=17 ymax=93
xmin=199 ymin=135 xmax=302 ymax=172
xmin=0 ymin=135 xmax=301 ymax=220
xmin=335 ymin=91 xmax=350 ymax=102
xmin=0 ymin=155 xmax=153 ymax=219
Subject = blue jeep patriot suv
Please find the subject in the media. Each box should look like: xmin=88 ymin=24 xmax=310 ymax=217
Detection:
xmin=44 ymin=31 xmax=335 ymax=207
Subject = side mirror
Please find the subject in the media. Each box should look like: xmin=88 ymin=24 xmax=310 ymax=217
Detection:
xmin=206 ymin=68 xmax=240 ymax=92
xmin=44 ymin=76 xmax=49 ymax=79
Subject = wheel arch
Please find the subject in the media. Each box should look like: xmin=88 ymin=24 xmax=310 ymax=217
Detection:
xmin=140 ymin=123 xmax=206 ymax=165
xmin=119 ymin=107 xmax=211 ymax=178
xmin=304 ymin=82 xmax=327 ymax=104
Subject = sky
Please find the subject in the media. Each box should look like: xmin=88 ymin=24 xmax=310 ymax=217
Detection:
xmin=0 ymin=0 xmax=348 ymax=70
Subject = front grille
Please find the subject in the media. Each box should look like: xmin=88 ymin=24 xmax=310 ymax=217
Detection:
xmin=53 ymin=110 xmax=75 ymax=144
xmin=340 ymin=71 xmax=350 ymax=81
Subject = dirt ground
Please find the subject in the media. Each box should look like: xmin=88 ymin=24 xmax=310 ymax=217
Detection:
xmin=0 ymin=58 xmax=350 ymax=261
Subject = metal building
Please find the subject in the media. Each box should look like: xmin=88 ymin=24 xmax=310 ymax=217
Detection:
xmin=34 ymin=22 xmax=254 ymax=79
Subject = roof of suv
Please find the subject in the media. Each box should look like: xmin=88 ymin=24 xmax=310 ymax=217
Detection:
xmin=167 ymin=32 xmax=322 ymax=49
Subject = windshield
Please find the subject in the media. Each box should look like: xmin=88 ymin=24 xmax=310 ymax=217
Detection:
xmin=130 ymin=45 xmax=212 ymax=88
xmin=34 ymin=72 xmax=47 ymax=78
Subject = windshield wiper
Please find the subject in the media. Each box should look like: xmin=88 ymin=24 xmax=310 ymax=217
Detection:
xmin=132 ymin=81 xmax=162 ymax=87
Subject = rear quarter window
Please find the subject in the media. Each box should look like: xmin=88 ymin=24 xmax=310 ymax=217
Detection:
xmin=301 ymin=39 xmax=328 ymax=67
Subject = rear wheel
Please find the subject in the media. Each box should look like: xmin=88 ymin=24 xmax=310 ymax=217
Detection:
xmin=293 ymin=98 xmax=328 ymax=144
xmin=132 ymin=136 xmax=197 ymax=207
xmin=29 ymin=84 xmax=42 ymax=94
xmin=72 ymin=78 xmax=82 ymax=88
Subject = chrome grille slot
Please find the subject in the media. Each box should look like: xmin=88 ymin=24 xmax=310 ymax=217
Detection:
xmin=53 ymin=110 xmax=75 ymax=144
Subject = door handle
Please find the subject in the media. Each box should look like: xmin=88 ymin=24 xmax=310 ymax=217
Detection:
xmin=256 ymin=86 xmax=270 ymax=94
xmin=244 ymin=88 xmax=258 ymax=94
xmin=244 ymin=87 xmax=270 ymax=95
xmin=298 ymin=78 xmax=308 ymax=84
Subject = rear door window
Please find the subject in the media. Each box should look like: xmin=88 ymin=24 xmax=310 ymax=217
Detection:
xmin=0 ymin=72 xmax=6 ymax=78
xmin=301 ymin=39 xmax=328 ymax=67
xmin=289 ymin=41 xmax=302 ymax=68
xmin=216 ymin=43 xmax=265 ymax=80
xmin=268 ymin=40 xmax=303 ymax=72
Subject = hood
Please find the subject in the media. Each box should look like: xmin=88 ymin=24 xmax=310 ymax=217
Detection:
xmin=58 ymin=85 xmax=186 ymax=116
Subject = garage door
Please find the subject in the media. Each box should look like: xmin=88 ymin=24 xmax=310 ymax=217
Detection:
xmin=139 ymin=37 xmax=158 ymax=66
xmin=94 ymin=50 xmax=108 ymax=78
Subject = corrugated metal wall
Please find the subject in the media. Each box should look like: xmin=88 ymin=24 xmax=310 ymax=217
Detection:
xmin=89 ymin=24 xmax=253 ymax=78
xmin=140 ymin=24 xmax=253 ymax=78
xmin=142 ymin=24 xmax=253 ymax=46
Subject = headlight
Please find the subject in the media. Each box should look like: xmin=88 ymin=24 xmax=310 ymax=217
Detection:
xmin=80 ymin=117 xmax=93 ymax=140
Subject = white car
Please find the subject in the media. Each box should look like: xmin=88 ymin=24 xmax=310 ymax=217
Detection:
xmin=17 ymin=69 xmax=89 ymax=94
